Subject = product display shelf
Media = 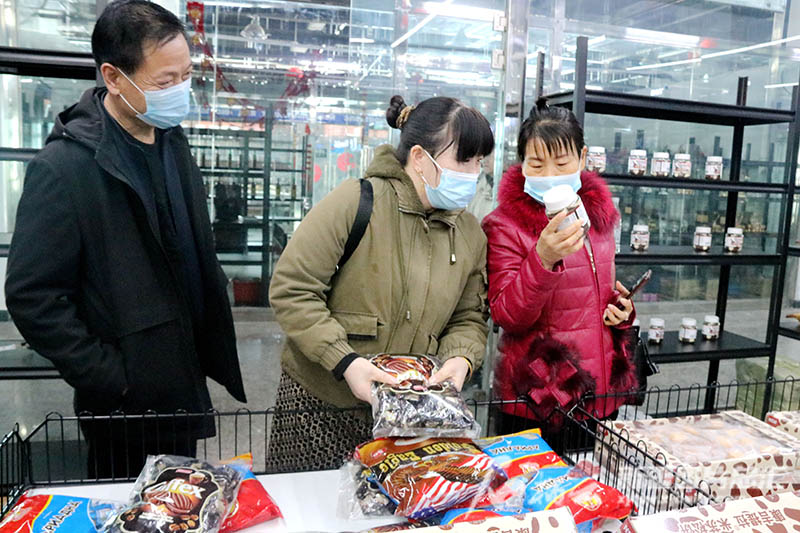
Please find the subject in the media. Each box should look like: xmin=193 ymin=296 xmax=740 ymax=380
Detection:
xmin=779 ymin=321 xmax=800 ymax=342
xmin=643 ymin=331 xmax=771 ymax=364
xmin=188 ymin=119 xmax=311 ymax=304
xmin=545 ymin=89 xmax=794 ymax=127
xmin=616 ymin=245 xmax=781 ymax=266
xmin=603 ymin=173 xmax=788 ymax=194
xmin=546 ymin=37 xmax=800 ymax=397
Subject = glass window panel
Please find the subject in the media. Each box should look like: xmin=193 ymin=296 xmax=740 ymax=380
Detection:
xmin=526 ymin=1 xmax=799 ymax=110
xmin=1 ymin=0 xmax=96 ymax=52
xmin=584 ymin=115 xmax=733 ymax=179
xmin=0 ymin=161 xmax=26 ymax=239
xmin=724 ymin=265 xmax=776 ymax=343
xmin=0 ymin=75 xmax=95 ymax=149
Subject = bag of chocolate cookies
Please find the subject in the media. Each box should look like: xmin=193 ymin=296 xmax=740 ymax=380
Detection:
xmin=104 ymin=455 xmax=242 ymax=533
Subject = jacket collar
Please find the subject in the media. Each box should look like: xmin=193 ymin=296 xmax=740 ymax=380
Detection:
xmin=366 ymin=144 xmax=461 ymax=227
xmin=495 ymin=164 xmax=618 ymax=235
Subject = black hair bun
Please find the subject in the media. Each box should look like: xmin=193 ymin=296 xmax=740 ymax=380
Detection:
xmin=536 ymin=96 xmax=548 ymax=111
xmin=386 ymin=95 xmax=407 ymax=129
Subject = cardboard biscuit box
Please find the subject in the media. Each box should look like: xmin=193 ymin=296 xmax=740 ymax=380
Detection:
xmin=766 ymin=410 xmax=800 ymax=439
xmin=621 ymin=490 xmax=800 ymax=532
xmin=594 ymin=410 xmax=800 ymax=501
xmin=360 ymin=509 xmax=579 ymax=533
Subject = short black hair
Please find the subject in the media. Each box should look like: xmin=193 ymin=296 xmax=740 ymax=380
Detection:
xmin=386 ymin=95 xmax=494 ymax=166
xmin=92 ymin=0 xmax=186 ymax=73
xmin=518 ymin=97 xmax=585 ymax=161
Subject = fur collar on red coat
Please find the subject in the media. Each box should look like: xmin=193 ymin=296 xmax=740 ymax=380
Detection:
xmin=495 ymin=164 xmax=618 ymax=236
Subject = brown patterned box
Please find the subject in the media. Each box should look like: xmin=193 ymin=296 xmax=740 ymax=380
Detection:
xmin=766 ymin=411 xmax=800 ymax=439
xmin=594 ymin=410 xmax=800 ymax=502
xmin=621 ymin=491 xmax=800 ymax=532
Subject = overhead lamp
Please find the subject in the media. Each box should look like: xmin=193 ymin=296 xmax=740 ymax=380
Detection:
xmin=241 ymin=16 xmax=267 ymax=42
xmin=624 ymin=28 xmax=700 ymax=48
xmin=350 ymin=38 xmax=375 ymax=44
xmin=765 ymin=82 xmax=798 ymax=89
xmin=629 ymin=34 xmax=800 ymax=72
xmin=391 ymin=0 xmax=455 ymax=49
xmin=421 ymin=2 xmax=502 ymax=21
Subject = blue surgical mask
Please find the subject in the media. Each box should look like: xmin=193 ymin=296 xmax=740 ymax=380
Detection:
xmin=421 ymin=151 xmax=480 ymax=210
xmin=523 ymin=169 xmax=582 ymax=204
xmin=118 ymin=69 xmax=191 ymax=129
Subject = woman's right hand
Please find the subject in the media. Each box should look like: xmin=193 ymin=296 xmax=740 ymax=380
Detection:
xmin=535 ymin=210 xmax=586 ymax=271
xmin=343 ymin=357 xmax=399 ymax=404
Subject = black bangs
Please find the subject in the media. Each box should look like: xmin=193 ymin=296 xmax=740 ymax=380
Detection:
xmin=524 ymin=123 xmax=581 ymax=160
xmin=517 ymin=101 xmax=585 ymax=161
xmin=447 ymin=106 xmax=495 ymax=162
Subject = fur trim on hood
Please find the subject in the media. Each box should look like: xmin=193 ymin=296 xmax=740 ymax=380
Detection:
xmin=495 ymin=164 xmax=618 ymax=236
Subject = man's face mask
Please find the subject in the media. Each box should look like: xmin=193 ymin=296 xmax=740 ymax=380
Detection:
xmin=117 ymin=69 xmax=191 ymax=129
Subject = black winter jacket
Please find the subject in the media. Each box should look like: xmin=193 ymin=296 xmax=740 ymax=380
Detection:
xmin=6 ymin=88 xmax=246 ymax=427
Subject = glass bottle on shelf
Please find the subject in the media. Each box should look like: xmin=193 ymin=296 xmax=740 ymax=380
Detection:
xmin=291 ymin=178 xmax=297 ymax=200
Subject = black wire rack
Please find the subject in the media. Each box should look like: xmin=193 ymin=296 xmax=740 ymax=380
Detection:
xmin=6 ymin=379 xmax=798 ymax=521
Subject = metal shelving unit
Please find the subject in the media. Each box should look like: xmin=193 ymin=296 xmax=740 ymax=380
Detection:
xmin=544 ymin=37 xmax=800 ymax=398
xmin=187 ymin=120 xmax=311 ymax=305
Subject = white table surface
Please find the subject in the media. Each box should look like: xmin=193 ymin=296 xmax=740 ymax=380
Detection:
xmin=29 ymin=469 xmax=404 ymax=533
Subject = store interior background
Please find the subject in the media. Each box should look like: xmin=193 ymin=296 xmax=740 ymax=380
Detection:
xmin=2 ymin=0 xmax=800 ymax=435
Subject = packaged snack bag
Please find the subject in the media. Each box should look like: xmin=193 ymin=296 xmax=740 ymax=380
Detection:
xmin=371 ymin=354 xmax=479 ymax=439
xmin=1 ymin=493 xmax=122 ymax=533
xmin=356 ymin=437 xmax=506 ymax=519
xmin=104 ymin=455 xmax=242 ymax=533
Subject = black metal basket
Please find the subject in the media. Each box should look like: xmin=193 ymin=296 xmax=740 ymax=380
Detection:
xmin=9 ymin=380 xmax=789 ymax=521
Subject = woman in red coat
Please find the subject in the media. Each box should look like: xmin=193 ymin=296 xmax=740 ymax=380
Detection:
xmin=483 ymin=98 xmax=639 ymax=432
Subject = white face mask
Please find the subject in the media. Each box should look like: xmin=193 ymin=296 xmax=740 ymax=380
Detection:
xmin=421 ymin=151 xmax=481 ymax=210
xmin=117 ymin=69 xmax=191 ymax=129
xmin=522 ymin=169 xmax=582 ymax=204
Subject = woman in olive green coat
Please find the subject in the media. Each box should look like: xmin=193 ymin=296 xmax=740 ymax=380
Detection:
xmin=267 ymin=95 xmax=495 ymax=472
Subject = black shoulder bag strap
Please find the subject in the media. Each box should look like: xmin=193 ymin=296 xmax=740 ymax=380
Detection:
xmin=337 ymin=179 xmax=373 ymax=271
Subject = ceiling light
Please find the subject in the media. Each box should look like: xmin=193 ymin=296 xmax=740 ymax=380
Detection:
xmin=350 ymin=38 xmax=375 ymax=44
xmin=624 ymin=28 xmax=700 ymax=48
xmin=421 ymin=2 xmax=502 ymax=21
xmin=391 ymin=0 xmax=455 ymax=49
xmin=765 ymin=82 xmax=798 ymax=89
xmin=241 ymin=16 xmax=267 ymax=42
xmin=628 ymin=34 xmax=800 ymax=72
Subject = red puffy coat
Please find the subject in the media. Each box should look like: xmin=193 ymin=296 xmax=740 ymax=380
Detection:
xmin=482 ymin=165 xmax=638 ymax=422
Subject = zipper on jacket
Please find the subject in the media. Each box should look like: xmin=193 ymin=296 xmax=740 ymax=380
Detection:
xmin=584 ymin=235 xmax=607 ymax=395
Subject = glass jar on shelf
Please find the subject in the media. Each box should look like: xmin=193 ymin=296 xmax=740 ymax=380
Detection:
xmin=630 ymin=224 xmax=650 ymax=251
xmin=679 ymin=318 xmax=698 ymax=344
xmin=587 ymin=146 xmax=607 ymax=173
xmin=702 ymin=315 xmax=720 ymax=341
xmin=672 ymin=153 xmax=692 ymax=178
xmin=628 ymin=150 xmax=647 ymax=176
xmin=651 ymin=152 xmax=671 ymax=177
xmin=705 ymin=156 xmax=723 ymax=180
xmin=648 ymin=318 xmax=665 ymax=345
xmin=693 ymin=226 xmax=712 ymax=252
xmin=725 ymin=227 xmax=744 ymax=253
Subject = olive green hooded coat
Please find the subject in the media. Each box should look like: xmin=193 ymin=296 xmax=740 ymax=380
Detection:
xmin=269 ymin=145 xmax=489 ymax=407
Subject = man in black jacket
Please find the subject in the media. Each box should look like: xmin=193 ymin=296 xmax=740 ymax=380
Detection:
xmin=5 ymin=0 xmax=246 ymax=478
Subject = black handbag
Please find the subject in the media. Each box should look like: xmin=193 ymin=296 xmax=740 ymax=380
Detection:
xmin=627 ymin=325 xmax=659 ymax=406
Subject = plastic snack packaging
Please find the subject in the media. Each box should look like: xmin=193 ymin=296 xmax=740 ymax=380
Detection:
xmin=370 ymin=354 xmax=480 ymax=439
xmin=219 ymin=454 xmax=281 ymax=532
xmin=356 ymin=437 xmax=506 ymax=520
xmin=104 ymin=455 xmax=242 ymax=533
xmin=476 ymin=429 xmax=567 ymax=478
xmin=523 ymin=466 xmax=633 ymax=528
xmin=337 ymin=460 xmax=397 ymax=519
xmin=0 ymin=493 xmax=123 ymax=533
